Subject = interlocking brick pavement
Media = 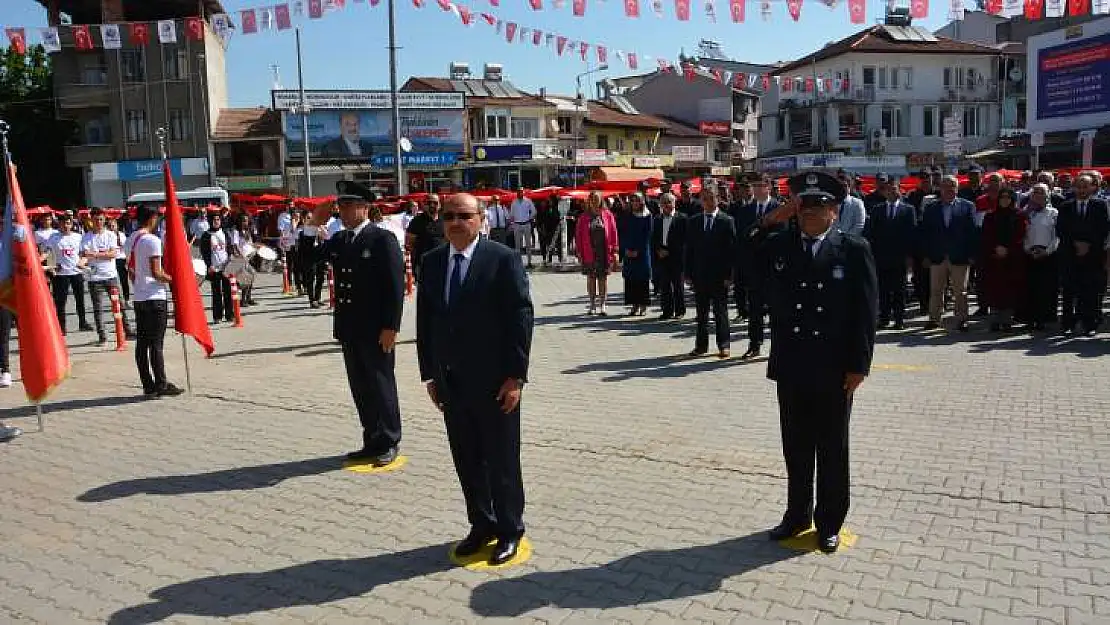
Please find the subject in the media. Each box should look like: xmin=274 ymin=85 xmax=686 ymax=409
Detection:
xmin=2 ymin=271 xmax=1109 ymax=624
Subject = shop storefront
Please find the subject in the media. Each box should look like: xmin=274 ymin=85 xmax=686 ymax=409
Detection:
xmin=88 ymin=157 xmax=211 ymax=207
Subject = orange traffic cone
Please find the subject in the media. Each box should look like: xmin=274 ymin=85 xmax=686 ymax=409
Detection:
xmin=109 ymin=284 xmax=127 ymax=352
xmin=228 ymin=274 xmax=244 ymax=328
xmin=281 ymin=253 xmax=294 ymax=296
xmin=404 ymin=249 xmax=414 ymax=298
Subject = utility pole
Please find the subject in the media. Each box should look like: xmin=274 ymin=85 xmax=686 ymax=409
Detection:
xmin=388 ymin=0 xmax=406 ymax=195
xmin=295 ymin=28 xmax=313 ymax=196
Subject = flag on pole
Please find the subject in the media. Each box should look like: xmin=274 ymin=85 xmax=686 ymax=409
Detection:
xmin=157 ymin=20 xmax=177 ymax=43
xmin=40 ymin=27 xmax=61 ymax=53
xmin=675 ymin=0 xmax=691 ymax=19
xmin=5 ymin=29 xmax=27 ymax=55
xmin=160 ymin=161 xmax=215 ymax=357
xmin=0 ymin=156 xmax=69 ymax=402
xmin=625 ymin=0 xmax=642 ymax=16
xmin=74 ymin=25 xmax=95 ymax=51
xmin=730 ymin=0 xmax=745 ymax=21
xmin=185 ymin=16 xmax=205 ymax=41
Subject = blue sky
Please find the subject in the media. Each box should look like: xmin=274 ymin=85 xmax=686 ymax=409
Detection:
xmin=3 ymin=0 xmax=951 ymax=107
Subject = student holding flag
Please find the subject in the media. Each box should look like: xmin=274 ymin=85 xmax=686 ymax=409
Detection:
xmin=128 ymin=203 xmax=184 ymax=398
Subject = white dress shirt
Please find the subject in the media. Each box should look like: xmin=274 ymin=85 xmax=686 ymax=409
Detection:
xmin=510 ymin=198 xmax=536 ymax=224
xmin=444 ymin=236 xmax=479 ymax=302
xmin=486 ymin=204 xmax=509 ymax=229
xmin=344 ymin=137 xmax=362 ymax=156
xmin=1025 ymin=207 xmax=1059 ymax=253
xmin=661 ymin=214 xmax=674 ymax=245
xmin=801 ymin=227 xmax=832 ymax=257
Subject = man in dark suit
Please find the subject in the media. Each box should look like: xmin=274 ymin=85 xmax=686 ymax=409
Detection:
xmin=684 ymin=185 xmax=737 ymax=358
xmin=727 ymin=178 xmax=754 ymax=320
xmin=762 ymin=171 xmax=878 ymax=554
xmin=651 ymin=192 xmax=687 ymax=320
xmin=1057 ymin=173 xmax=1109 ymax=335
xmin=322 ymin=112 xmax=375 ymax=158
xmin=919 ymin=176 xmax=979 ymax=332
xmin=417 ymin=193 xmax=534 ymax=566
xmin=733 ymin=174 xmax=784 ymax=359
xmin=312 ymin=189 xmax=405 ymax=466
xmin=863 ymin=174 xmax=917 ymax=329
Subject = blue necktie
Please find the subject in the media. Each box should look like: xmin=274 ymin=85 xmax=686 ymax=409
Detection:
xmin=448 ymin=253 xmax=464 ymax=305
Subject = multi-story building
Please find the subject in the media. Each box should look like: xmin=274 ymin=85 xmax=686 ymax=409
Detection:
xmin=38 ymin=0 xmax=228 ymax=206
xmin=581 ymin=100 xmax=669 ymax=181
xmin=757 ymin=10 xmax=1019 ymax=174
xmin=211 ymin=107 xmax=284 ymax=194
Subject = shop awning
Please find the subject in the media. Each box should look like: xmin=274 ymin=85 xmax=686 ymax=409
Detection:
xmin=591 ymin=167 xmax=665 ymax=182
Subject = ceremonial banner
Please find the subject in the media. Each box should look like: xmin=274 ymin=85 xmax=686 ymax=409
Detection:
xmin=161 ymin=161 xmax=215 ymax=357
xmin=310 ymin=0 xmax=325 ymax=17
xmin=625 ymin=0 xmax=641 ymax=17
xmin=211 ymin=14 xmax=231 ymax=39
xmin=628 ymin=52 xmax=638 ymax=68
xmin=4 ymin=29 xmax=26 ymax=55
xmin=129 ymin=22 xmax=150 ymax=45
xmin=730 ymin=0 xmax=745 ymax=21
xmin=676 ymin=0 xmax=691 ymax=20
xmin=1068 ymin=0 xmax=1090 ymax=14
xmin=185 ymin=16 xmax=205 ymax=40
xmin=241 ymin=10 xmax=259 ymax=34
xmin=276 ymin=4 xmax=294 ymax=29
xmin=1025 ymin=0 xmax=1044 ymax=18
xmin=74 ymin=25 xmax=95 ymax=51
xmin=597 ymin=44 xmax=607 ymax=63
xmin=910 ymin=0 xmax=928 ymax=16
xmin=787 ymin=0 xmax=803 ymax=19
xmin=157 ymin=19 xmax=177 ymax=43
xmin=848 ymin=0 xmax=866 ymax=22
xmin=556 ymin=35 xmax=567 ymax=54
xmin=1045 ymin=0 xmax=1064 ymax=16
xmin=39 ymin=27 xmax=61 ymax=53
xmin=574 ymin=0 xmax=587 ymax=15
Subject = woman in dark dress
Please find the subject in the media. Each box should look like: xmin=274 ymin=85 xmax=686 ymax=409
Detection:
xmin=621 ymin=193 xmax=653 ymax=316
xmin=980 ymin=187 xmax=1027 ymax=332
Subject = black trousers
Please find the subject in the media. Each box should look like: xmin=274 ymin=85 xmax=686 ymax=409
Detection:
xmin=340 ymin=341 xmax=402 ymax=455
xmin=1061 ymin=260 xmax=1102 ymax=330
xmin=0 ymin=307 xmax=12 ymax=372
xmin=208 ymin=273 xmax=233 ymax=322
xmin=657 ymin=255 xmax=686 ymax=317
xmin=299 ymin=239 xmax=325 ymax=302
xmin=134 ymin=300 xmax=168 ymax=392
xmin=694 ymin=281 xmax=730 ymax=351
xmin=52 ymin=274 xmax=88 ymax=332
xmin=732 ymin=267 xmax=748 ymax=318
xmin=1026 ymin=255 xmax=1059 ymax=324
xmin=285 ymin=247 xmax=302 ymax=290
xmin=88 ymin=278 xmax=132 ymax=338
xmin=777 ymin=381 xmax=852 ymax=536
xmin=441 ymin=374 xmax=525 ymax=538
xmin=746 ymin=286 xmax=766 ymax=347
xmin=911 ymin=256 xmax=930 ymax=312
xmin=115 ymin=259 xmax=131 ymax=300
xmin=877 ymin=260 xmax=906 ymax=324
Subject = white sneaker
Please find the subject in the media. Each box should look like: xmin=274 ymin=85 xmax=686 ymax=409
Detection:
xmin=0 ymin=372 xmax=10 ymax=388
xmin=0 ymin=424 xmax=21 ymax=442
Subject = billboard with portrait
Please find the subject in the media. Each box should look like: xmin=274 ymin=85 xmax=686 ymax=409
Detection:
xmin=283 ymin=109 xmax=464 ymax=159
xmin=1027 ymin=18 xmax=1110 ymax=134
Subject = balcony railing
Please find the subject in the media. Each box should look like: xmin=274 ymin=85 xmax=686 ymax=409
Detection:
xmin=790 ymin=129 xmax=813 ymax=148
xmin=838 ymin=124 xmax=865 ymax=140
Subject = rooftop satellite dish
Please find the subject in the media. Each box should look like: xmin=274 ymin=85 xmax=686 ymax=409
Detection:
xmin=399 ymin=137 xmax=413 ymax=153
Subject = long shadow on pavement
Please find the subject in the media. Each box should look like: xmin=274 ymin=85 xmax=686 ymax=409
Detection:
xmin=106 ymin=542 xmax=455 ymax=625
xmin=470 ymin=531 xmax=801 ymax=617
xmin=77 ymin=455 xmax=345 ymax=502
xmin=6 ymin=394 xmax=151 ymax=417
xmin=208 ymin=341 xmax=337 ymax=359
xmin=563 ymin=352 xmax=764 ymax=381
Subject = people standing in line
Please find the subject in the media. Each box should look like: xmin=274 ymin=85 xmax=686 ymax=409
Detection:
xmin=676 ymin=181 xmax=699 ymax=217
xmin=35 ymin=214 xmax=57 ymax=250
xmin=920 ymin=176 xmax=979 ymax=332
xmin=313 ymin=190 xmax=405 ymax=466
xmin=735 ymin=175 xmax=783 ymax=360
xmin=231 ymin=213 xmax=258 ymax=307
xmin=1057 ymin=173 xmax=1109 ymax=336
xmin=1023 ymin=184 xmax=1060 ymax=333
xmin=509 ymin=188 xmax=537 ymax=269
xmin=298 ymin=213 xmax=326 ymax=308
xmin=863 ymin=174 xmax=916 ymax=330
xmin=106 ymin=217 xmax=130 ymax=305
xmin=416 ymin=193 xmax=534 ymax=567
xmin=48 ymin=212 xmax=92 ymax=335
xmin=763 ymin=171 xmax=878 ymax=554
xmin=280 ymin=211 xmax=302 ymax=296
xmin=199 ymin=214 xmax=234 ymax=325
xmin=979 ymin=188 xmax=1027 ymax=333
xmin=621 ymin=193 xmax=653 ymax=316
xmin=81 ymin=208 xmax=136 ymax=346
xmin=833 ymin=171 xmax=867 ymax=236
xmin=536 ymin=198 xmax=563 ymax=267
xmin=727 ymin=177 xmax=755 ymax=320
xmin=485 ymin=196 xmax=510 ymax=246
xmin=905 ymin=169 xmax=937 ymax=315
xmin=684 ymin=185 xmax=737 ymax=359
xmin=406 ymin=194 xmax=445 ymax=284
xmin=127 ymin=204 xmax=184 ymax=399
xmin=651 ymin=193 xmax=687 ymax=320
xmin=574 ymin=191 xmax=619 ymax=317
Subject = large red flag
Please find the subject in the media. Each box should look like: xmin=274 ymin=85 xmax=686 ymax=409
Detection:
xmin=161 ymin=161 xmax=215 ymax=357
xmin=1068 ymin=0 xmax=1089 ymax=15
xmin=0 ymin=158 xmax=69 ymax=402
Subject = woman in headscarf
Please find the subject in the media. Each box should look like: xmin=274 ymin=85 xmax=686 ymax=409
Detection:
xmin=1022 ymin=183 xmax=1060 ymax=332
xmin=574 ymin=191 xmax=619 ymax=316
xmin=620 ymin=193 xmax=653 ymax=316
xmin=980 ymin=187 xmax=1027 ymax=332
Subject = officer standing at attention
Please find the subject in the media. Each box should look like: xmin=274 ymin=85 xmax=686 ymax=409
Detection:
xmin=311 ymin=185 xmax=405 ymax=466
xmin=762 ymin=171 xmax=878 ymax=553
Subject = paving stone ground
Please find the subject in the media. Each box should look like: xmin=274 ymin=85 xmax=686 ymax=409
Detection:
xmin=2 ymin=271 xmax=1109 ymax=625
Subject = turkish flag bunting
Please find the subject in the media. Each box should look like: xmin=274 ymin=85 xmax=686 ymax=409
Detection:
xmin=530 ymin=0 xmax=543 ymax=8
xmin=787 ymin=0 xmax=802 ymax=20
xmin=73 ymin=25 xmax=94 ymax=50
xmin=459 ymin=5 xmax=474 ymax=23
xmin=573 ymin=0 xmax=587 ymax=15
xmin=1068 ymin=0 xmax=1089 ymax=14
xmin=628 ymin=52 xmax=638 ymax=69
xmin=729 ymin=0 xmax=745 ymax=21
xmin=185 ymin=16 xmax=205 ymax=40
xmin=910 ymin=0 xmax=928 ymax=17
xmin=5 ymin=29 xmax=26 ymax=55
xmin=683 ymin=64 xmax=695 ymax=81
xmin=597 ymin=45 xmax=607 ymax=64
xmin=556 ymin=35 xmax=567 ymax=54
xmin=489 ymin=0 xmax=499 ymax=5
xmin=848 ymin=0 xmax=866 ymax=22
xmin=241 ymin=10 xmax=259 ymax=33
xmin=161 ymin=161 xmax=216 ymax=357
xmin=129 ymin=22 xmax=150 ymax=45
xmin=275 ymin=5 xmax=294 ymax=29
xmin=0 ymin=156 xmax=70 ymax=402
xmin=580 ymin=42 xmax=589 ymax=60
xmin=532 ymin=29 xmax=542 ymax=43
xmin=1024 ymin=0 xmax=1043 ymax=17
xmin=731 ymin=72 xmax=745 ymax=88
xmin=761 ymin=74 xmax=770 ymax=89
xmin=625 ymin=0 xmax=641 ymax=17
xmin=309 ymin=0 xmax=325 ymax=17
xmin=505 ymin=22 xmax=517 ymax=42
xmin=984 ymin=0 xmax=1002 ymax=12
xmin=438 ymin=0 xmax=452 ymax=10
xmin=675 ymin=0 xmax=691 ymax=19
xmin=481 ymin=12 xmax=496 ymax=23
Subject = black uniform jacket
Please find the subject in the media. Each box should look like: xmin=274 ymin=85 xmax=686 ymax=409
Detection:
xmin=322 ymin=223 xmax=405 ymax=343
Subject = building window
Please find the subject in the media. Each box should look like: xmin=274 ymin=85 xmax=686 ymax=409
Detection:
xmin=633 ymin=139 xmax=641 ymax=151
xmin=84 ymin=116 xmax=112 ymax=144
xmin=125 ymin=109 xmax=147 ymax=143
xmin=121 ymin=49 xmax=146 ymax=82
xmin=881 ymin=107 xmax=905 ymax=138
xmin=557 ymin=115 xmax=573 ymax=135
xmin=163 ymin=45 xmax=188 ymax=80
xmin=510 ymin=117 xmax=539 ymax=139
xmin=923 ymin=105 xmax=938 ymax=137
xmin=616 ymin=138 xmax=626 ymax=151
xmin=77 ymin=53 xmax=108 ymax=85
xmin=878 ymin=67 xmax=888 ymax=89
xmin=169 ymin=109 xmax=190 ymax=141
xmin=966 ymin=67 xmax=978 ymax=89
xmin=776 ymin=114 xmax=787 ymax=141
xmin=963 ymin=105 xmax=989 ymax=136
xmin=903 ymin=67 xmax=913 ymax=90
xmin=838 ymin=107 xmax=863 ymax=139
xmin=596 ymin=134 xmax=609 ymax=150
xmin=747 ymin=129 xmax=758 ymax=147
xmin=862 ymin=66 xmax=875 ymax=86
xmin=484 ymin=108 xmax=509 ymax=139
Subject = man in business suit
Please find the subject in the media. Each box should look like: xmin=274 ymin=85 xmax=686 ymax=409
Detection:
xmin=652 ymin=192 xmax=687 ymax=320
xmin=311 ymin=188 xmax=405 ymax=466
xmin=833 ymin=172 xmax=867 ymax=237
xmin=919 ymin=175 xmax=978 ymax=332
xmin=1057 ymin=174 xmax=1109 ymax=336
xmin=322 ymin=112 xmax=375 ymax=158
xmin=734 ymin=175 xmax=784 ymax=359
xmin=863 ymin=174 xmax=916 ymax=330
xmin=417 ymin=193 xmax=534 ymax=566
xmin=763 ymin=170 xmax=878 ymax=554
xmin=727 ymin=178 xmax=754 ymax=320
xmin=684 ymin=185 xmax=737 ymax=359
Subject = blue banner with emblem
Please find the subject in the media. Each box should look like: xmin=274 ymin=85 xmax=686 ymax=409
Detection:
xmin=371 ymin=152 xmax=459 ymax=168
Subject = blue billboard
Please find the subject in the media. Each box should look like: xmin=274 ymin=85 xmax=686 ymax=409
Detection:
xmin=284 ymin=109 xmax=464 ymax=159
xmin=1036 ymin=31 xmax=1110 ymax=121
xmin=371 ymin=152 xmax=459 ymax=168
xmin=118 ymin=159 xmax=183 ymax=182
xmin=473 ymin=144 xmax=534 ymax=162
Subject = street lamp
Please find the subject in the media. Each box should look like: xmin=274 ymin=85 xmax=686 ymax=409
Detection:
xmin=573 ymin=64 xmax=608 ymax=186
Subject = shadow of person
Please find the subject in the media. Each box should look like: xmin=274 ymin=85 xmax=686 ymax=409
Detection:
xmin=107 ymin=543 xmax=456 ymax=625
xmin=469 ymin=531 xmax=802 ymax=617
xmin=77 ymin=456 xmax=345 ymax=502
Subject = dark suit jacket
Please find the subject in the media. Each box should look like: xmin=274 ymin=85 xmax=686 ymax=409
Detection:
xmin=683 ymin=211 xmax=737 ymax=287
xmin=322 ymin=137 xmax=375 ymax=158
xmin=321 ymin=224 xmax=405 ymax=343
xmin=1057 ymin=197 xmax=1110 ymax=266
xmin=763 ymin=230 xmax=878 ymax=388
xmin=919 ymin=197 xmax=978 ymax=265
xmin=863 ymin=198 xmax=917 ymax=266
xmin=651 ymin=212 xmax=687 ymax=269
xmin=417 ymin=239 xmax=534 ymax=394
xmin=731 ymin=198 xmax=783 ymax=285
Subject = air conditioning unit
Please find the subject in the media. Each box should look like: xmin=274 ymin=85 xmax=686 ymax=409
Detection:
xmin=869 ymin=128 xmax=887 ymax=152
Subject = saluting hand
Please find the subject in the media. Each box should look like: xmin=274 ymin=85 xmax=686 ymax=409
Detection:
xmin=844 ymin=373 xmax=866 ymax=396
xmin=496 ymin=379 xmax=522 ymax=414
xmin=379 ymin=328 xmax=397 ymax=353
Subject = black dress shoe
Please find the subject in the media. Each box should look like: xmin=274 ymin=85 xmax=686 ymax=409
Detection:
xmin=372 ymin=447 xmax=398 ymax=466
xmin=489 ymin=537 xmax=521 ymax=565
xmin=157 ymin=383 xmax=185 ymax=397
xmin=741 ymin=345 xmax=761 ymax=360
xmin=453 ymin=530 xmax=494 ymax=558
xmin=688 ymin=348 xmax=708 ymax=357
xmin=658 ymin=314 xmax=673 ymax=321
xmin=818 ymin=534 xmax=840 ymax=553
xmin=767 ymin=520 xmax=810 ymax=541
xmin=893 ymin=321 xmax=906 ymax=330
xmin=957 ymin=322 xmax=970 ymax=333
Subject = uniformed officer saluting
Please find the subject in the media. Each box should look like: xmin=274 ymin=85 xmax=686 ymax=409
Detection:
xmin=310 ymin=185 xmax=405 ymax=466
xmin=762 ymin=170 xmax=878 ymax=553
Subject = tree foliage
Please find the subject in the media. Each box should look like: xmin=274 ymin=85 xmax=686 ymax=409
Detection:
xmin=0 ymin=45 xmax=83 ymax=208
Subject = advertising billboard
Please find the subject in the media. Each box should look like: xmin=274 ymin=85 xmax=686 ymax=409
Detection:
xmin=272 ymin=90 xmax=465 ymax=110
xmin=284 ymin=109 xmax=464 ymax=159
xmin=1027 ymin=18 xmax=1110 ymax=134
